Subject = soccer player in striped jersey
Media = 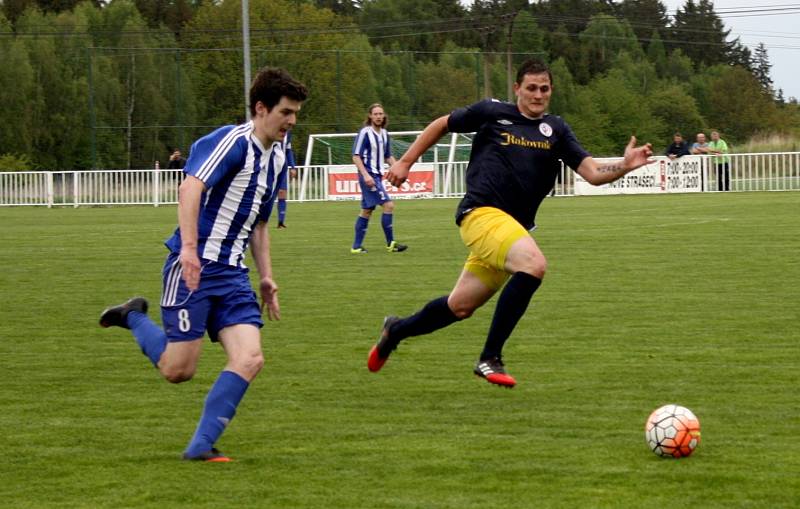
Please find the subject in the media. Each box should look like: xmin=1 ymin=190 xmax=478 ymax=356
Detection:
xmin=350 ymin=103 xmax=408 ymax=253
xmin=100 ymin=68 xmax=308 ymax=462
xmin=275 ymin=130 xmax=296 ymax=228
xmin=367 ymin=59 xmax=654 ymax=387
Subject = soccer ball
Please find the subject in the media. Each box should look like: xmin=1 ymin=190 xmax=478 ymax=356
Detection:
xmin=645 ymin=404 xmax=701 ymax=458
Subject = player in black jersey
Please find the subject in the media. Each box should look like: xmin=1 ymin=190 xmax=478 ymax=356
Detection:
xmin=367 ymin=59 xmax=654 ymax=387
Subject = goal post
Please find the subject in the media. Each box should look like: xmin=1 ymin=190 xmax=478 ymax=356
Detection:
xmin=299 ymin=131 xmax=474 ymax=201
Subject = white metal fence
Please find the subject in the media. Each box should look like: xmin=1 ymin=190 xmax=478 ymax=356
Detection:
xmin=1 ymin=152 xmax=798 ymax=207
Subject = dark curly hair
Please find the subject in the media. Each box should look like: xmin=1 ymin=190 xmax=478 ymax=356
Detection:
xmin=249 ymin=67 xmax=308 ymax=117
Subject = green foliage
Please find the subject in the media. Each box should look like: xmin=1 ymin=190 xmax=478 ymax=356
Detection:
xmin=646 ymin=29 xmax=667 ymax=77
xmin=705 ymin=66 xmax=783 ymax=143
xmin=0 ymin=0 xmax=793 ymax=170
xmin=646 ymin=84 xmax=706 ymax=151
xmin=564 ymin=87 xmax=616 ymax=155
xmin=579 ymin=14 xmax=642 ymax=76
xmin=0 ymin=153 xmax=33 ymax=171
xmin=616 ymin=0 xmax=669 ymax=43
xmin=663 ymin=49 xmax=693 ymax=83
xmin=548 ymin=57 xmax=576 ymax=116
xmin=417 ymin=50 xmax=479 ymax=118
xmin=571 ymin=66 xmax=665 ymax=155
xmin=0 ymin=38 xmax=36 ymax=159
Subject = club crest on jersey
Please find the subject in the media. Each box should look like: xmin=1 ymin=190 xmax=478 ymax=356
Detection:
xmin=539 ymin=122 xmax=553 ymax=137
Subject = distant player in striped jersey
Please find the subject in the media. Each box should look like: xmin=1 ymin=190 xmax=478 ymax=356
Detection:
xmin=100 ymin=68 xmax=308 ymax=462
xmin=350 ymin=103 xmax=408 ymax=253
xmin=275 ymin=130 xmax=296 ymax=228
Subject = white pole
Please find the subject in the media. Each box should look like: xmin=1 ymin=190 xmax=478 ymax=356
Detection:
xmin=242 ymin=0 xmax=252 ymax=122
xmin=300 ymin=135 xmax=315 ymax=201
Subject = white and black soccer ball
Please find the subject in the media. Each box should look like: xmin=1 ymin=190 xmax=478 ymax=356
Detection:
xmin=645 ymin=404 xmax=701 ymax=458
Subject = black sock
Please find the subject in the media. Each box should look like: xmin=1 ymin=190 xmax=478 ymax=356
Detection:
xmin=481 ymin=272 xmax=542 ymax=360
xmin=391 ymin=296 xmax=461 ymax=342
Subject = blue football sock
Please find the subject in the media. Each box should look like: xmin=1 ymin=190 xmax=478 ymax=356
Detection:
xmin=381 ymin=213 xmax=394 ymax=244
xmin=278 ymin=198 xmax=287 ymax=224
xmin=184 ymin=370 xmax=250 ymax=457
xmin=127 ymin=311 xmax=167 ymax=367
xmin=353 ymin=216 xmax=369 ymax=248
xmin=481 ymin=272 xmax=541 ymax=360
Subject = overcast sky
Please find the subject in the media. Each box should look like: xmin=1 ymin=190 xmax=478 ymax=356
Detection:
xmin=662 ymin=0 xmax=800 ymax=100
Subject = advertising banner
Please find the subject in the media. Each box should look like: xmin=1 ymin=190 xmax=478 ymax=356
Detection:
xmin=327 ymin=164 xmax=436 ymax=200
xmin=574 ymin=156 xmax=704 ymax=195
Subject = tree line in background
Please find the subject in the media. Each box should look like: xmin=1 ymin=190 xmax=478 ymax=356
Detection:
xmin=1 ymin=0 xmax=798 ymax=170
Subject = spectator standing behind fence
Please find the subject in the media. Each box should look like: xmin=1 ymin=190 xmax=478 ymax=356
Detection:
xmin=708 ymin=130 xmax=731 ymax=191
xmin=167 ymin=149 xmax=187 ymax=169
xmin=665 ymin=133 xmax=691 ymax=160
xmin=350 ymin=103 xmax=408 ymax=254
xmin=691 ymin=133 xmax=709 ymax=155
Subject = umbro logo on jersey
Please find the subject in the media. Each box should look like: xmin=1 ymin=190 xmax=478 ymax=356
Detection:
xmin=497 ymin=119 xmax=513 ymax=125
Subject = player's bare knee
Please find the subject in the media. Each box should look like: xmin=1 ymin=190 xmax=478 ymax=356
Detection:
xmin=448 ymin=299 xmax=476 ymax=320
xmin=383 ymin=202 xmax=395 ymax=213
xmin=162 ymin=367 xmax=195 ymax=384
xmin=516 ymin=252 xmax=547 ymax=279
xmin=231 ymin=351 xmax=264 ymax=380
xmin=361 ymin=209 xmax=373 ymax=219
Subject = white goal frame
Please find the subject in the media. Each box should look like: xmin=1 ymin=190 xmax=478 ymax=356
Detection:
xmin=300 ymin=131 xmax=474 ymax=201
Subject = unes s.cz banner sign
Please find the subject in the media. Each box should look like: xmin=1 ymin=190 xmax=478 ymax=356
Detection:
xmin=327 ymin=164 xmax=436 ymax=200
xmin=574 ymin=156 xmax=703 ymax=195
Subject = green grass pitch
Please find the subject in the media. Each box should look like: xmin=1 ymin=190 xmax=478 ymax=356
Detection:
xmin=1 ymin=192 xmax=798 ymax=508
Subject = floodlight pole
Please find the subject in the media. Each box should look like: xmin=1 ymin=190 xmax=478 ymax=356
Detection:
xmin=242 ymin=0 xmax=252 ymax=121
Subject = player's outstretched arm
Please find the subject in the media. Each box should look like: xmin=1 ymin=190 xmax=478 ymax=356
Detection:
xmin=576 ymin=136 xmax=655 ymax=185
xmin=178 ymin=176 xmax=206 ymax=291
xmin=387 ymin=115 xmax=449 ymax=186
xmin=251 ymin=220 xmax=280 ymax=321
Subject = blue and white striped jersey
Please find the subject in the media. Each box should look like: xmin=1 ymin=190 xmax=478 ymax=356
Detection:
xmin=284 ymin=130 xmax=296 ymax=168
xmin=165 ymin=121 xmax=287 ymax=268
xmin=352 ymin=126 xmax=392 ymax=176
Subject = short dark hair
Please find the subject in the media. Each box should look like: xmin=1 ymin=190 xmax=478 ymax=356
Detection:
xmin=249 ymin=67 xmax=308 ymax=117
xmin=674 ymin=132 xmax=683 ymax=138
xmin=515 ymin=59 xmax=553 ymax=86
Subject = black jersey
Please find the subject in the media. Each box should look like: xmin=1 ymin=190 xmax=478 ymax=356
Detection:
xmin=448 ymin=99 xmax=590 ymax=230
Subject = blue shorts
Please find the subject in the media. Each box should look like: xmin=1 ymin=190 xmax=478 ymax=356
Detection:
xmin=160 ymin=252 xmax=263 ymax=342
xmin=360 ymin=176 xmax=391 ymax=209
xmin=277 ymin=169 xmax=288 ymax=192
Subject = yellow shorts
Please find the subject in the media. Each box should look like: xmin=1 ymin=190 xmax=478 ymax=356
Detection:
xmin=459 ymin=207 xmax=529 ymax=291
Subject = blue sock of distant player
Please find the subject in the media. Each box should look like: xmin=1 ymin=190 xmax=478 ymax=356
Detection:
xmin=184 ymin=370 xmax=249 ymax=457
xmin=353 ymin=216 xmax=369 ymax=248
xmin=381 ymin=213 xmax=394 ymax=244
xmin=127 ymin=311 xmax=166 ymax=367
xmin=278 ymin=198 xmax=287 ymax=224
xmin=481 ymin=272 xmax=541 ymax=360
xmin=390 ymin=296 xmax=461 ymax=341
